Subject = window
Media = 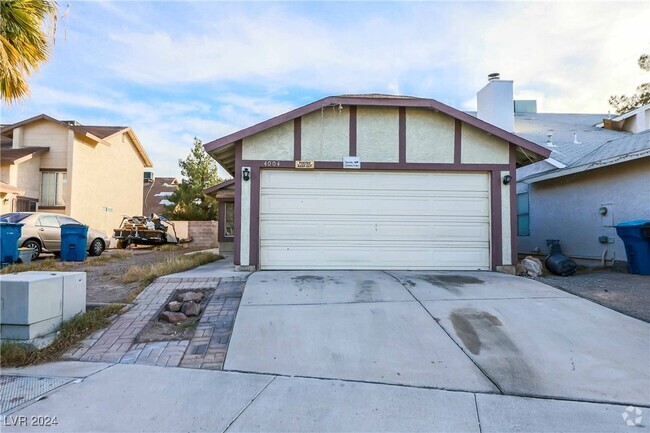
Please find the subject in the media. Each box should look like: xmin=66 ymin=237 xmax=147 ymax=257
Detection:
xmin=16 ymin=198 xmax=37 ymax=212
xmin=58 ymin=216 xmax=79 ymax=225
xmin=40 ymin=172 xmax=66 ymax=206
xmin=517 ymin=192 xmax=530 ymax=236
xmin=38 ymin=215 xmax=60 ymax=227
xmin=224 ymin=202 xmax=234 ymax=237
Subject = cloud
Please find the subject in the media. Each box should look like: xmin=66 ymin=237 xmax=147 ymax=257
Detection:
xmin=2 ymin=1 xmax=648 ymax=180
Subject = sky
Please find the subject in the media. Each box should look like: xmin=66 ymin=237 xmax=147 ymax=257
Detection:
xmin=1 ymin=1 xmax=648 ymax=179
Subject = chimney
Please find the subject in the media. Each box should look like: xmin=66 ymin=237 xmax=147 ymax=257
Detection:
xmin=477 ymin=73 xmax=514 ymax=132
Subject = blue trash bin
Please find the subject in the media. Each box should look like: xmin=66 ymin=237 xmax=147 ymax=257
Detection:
xmin=0 ymin=222 xmax=23 ymax=265
xmin=615 ymin=220 xmax=650 ymax=275
xmin=60 ymin=223 xmax=88 ymax=262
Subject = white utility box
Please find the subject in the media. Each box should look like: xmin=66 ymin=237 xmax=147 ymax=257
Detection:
xmin=0 ymin=271 xmax=86 ymax=341
xmin=23 ymin=271 xmax=86 ymax=320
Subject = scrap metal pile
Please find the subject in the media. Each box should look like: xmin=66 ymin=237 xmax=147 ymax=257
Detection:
xmin=113 ymin=214 xmax=191 ymax=248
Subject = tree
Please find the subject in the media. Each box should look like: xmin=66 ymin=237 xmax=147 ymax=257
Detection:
xmin=164 ymin=138 xmax=222 ymax=221
xmin=609 ymin=54 xmax=650 ymax=114
xmin=0 ymin=0 xmax=58 ymax=105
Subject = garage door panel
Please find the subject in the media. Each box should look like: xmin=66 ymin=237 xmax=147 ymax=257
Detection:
xmin=262 ymin=195 xmax=489 ymax=216
xmin=261 ymin=219 xmax=489 ymax=241
xmin=260 ymin=243 xmax=490 ymax=270
xmin=263 ymin=170 xmax=488 ymax=191
xmin=259 ymin=170 xmax=491 ymax=270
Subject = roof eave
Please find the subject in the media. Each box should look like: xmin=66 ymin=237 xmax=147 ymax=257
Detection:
xmin=525 ymin=149 xmax=650 ymax=184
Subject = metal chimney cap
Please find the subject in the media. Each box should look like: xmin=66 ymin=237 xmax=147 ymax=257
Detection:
xmin=488 ymin=73 xmax=500 ymax=82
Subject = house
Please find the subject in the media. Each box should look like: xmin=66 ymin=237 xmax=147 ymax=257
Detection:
xmin=514 ymin=104 xmax=650 ymax=266
xmin=1 ymin=114 xmax=153 ymax=245
xmin=143 ymin=174 xmax=179 ymax=217
xmin=204 ymin=179 xmax=235 ymax=252
xmin=203 ymin=78 xmax=550 ymax=271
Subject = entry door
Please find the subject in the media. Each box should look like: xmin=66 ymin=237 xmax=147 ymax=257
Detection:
xmin=259 ymin=170 xmax=491 ymax=270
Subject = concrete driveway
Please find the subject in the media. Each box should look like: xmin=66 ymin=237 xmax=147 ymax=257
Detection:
xmin=226 ymin=270 xmax=650 ymax=406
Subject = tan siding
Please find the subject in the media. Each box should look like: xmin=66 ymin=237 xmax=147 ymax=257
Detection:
xmin=461 ymin=123 xmax=509 ymax=164
xmin=15 ymin=156 xmax=41 ymax=199
xmin=69 ymin=132 xmax=145 ymax=244
xmin=22 ymin=120 xmax=70 ymax=169
xmin=242 ymin=122 xmax=293 ymax=160
xmin=405 ymin=108 xmax=455 ymax=163
xmin=357 ymin=107 xmax=399 ymax=163
xmin=301 ymin=107 xmax=350 ymax=161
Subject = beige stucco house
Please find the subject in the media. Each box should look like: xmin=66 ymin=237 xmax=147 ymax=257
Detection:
xmin=1 ymin=114 xmax=153 ymax=245
xmin=204 ymin=81 xmax=550 ymax=271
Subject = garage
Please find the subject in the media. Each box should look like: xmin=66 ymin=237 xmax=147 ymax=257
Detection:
xmin=203 ymin=92 xmax=550 ymax=271
xmin=259 ymin=170 xmax=490 ymax=270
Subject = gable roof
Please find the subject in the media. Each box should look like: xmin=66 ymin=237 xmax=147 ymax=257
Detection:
xmin=204 ymin=94 xmax=551 ymax=174
xmin=1 ymin=147 xmax=49 ymax=164
xmin=0 ymin=114 xmax=152 ymax=168
xmin=203 ymin=179 xmax=235 ymax=196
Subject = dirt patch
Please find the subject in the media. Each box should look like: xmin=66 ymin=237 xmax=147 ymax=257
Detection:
xmin=136 ymin=288 xmax=214 ymax=343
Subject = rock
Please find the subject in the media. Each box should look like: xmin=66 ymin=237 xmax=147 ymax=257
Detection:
xmin=168 ymin=301 xmax=182 ymax=312
xmin=160 ymin=311 xmax=187 ymax=323
xmin=181 ymin=301 xmax=200 ymax=316
xmin=521 ymin=258 xmax=543 ymax=277
xmin=515 ymin=263 xmax=528 ymax=276
xmin=177 ymin=291 xmax=204 ymax=303
xmin=496 ymin=265 xmax=516 ymax=275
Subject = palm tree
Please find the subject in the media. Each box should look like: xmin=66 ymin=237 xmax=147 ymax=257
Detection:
xmin=0 ymin=0 xmax=58 ymax=105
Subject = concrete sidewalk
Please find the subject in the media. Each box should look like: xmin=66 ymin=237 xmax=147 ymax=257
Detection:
xmin=2 ymin=362 xmax=647 ymax=433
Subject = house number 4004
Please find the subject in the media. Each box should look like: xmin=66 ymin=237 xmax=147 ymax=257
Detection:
xmin=263 ymin=161 xmax=281 ymax=167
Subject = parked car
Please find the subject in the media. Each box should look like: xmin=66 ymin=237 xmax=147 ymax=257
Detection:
xmin=0 ymin=212 xmax=111 ymax=260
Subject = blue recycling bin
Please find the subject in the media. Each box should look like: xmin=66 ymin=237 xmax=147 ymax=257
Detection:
xmin=615 ymin=220 xmax=650 ymax=275
xmin=60 ymin=223 xmax=88 ymax=262
xmin=0 ymin=222 xmax=23 ymax=265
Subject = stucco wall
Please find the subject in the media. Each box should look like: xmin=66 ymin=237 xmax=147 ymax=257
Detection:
xmin=357 ymin=107 xmax=399 ymax=162
xmin=22 ymin=120 xmax=69 ymax=169
xmin=187 ymin=221 xmax=218 ymax=248
xmin=242 ymin=122 xmax=293 ymax=160
xmin=518 ymin=157 xmax=650 ymax=262
xmin=15 ymin=155 xmax=41 ymax=199
xmin=301 ymin=107 xmax=350 ymax=161
xmin=405 ymin=108 xmax=454 ymax=163
xmin=461 ymin=123 xmax=509 ymax=164
xmin=0 ymin=164 xmax=14 ymax=185
xmin=69 ymin=132 xmax=145 ymax=245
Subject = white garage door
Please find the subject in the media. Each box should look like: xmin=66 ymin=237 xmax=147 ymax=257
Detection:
xmin=259 ymin=170 xmax=490 ymax=270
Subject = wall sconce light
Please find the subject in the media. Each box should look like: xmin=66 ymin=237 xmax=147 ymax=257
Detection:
xmin=599 ymin=206 xmax=608 ymax=216
xmin=242 ymin=167 xmax=251 ymax=182
xmin=502 ymin=174 xmax=512 ymax=185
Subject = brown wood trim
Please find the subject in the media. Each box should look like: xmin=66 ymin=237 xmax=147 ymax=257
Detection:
xmin=294 ymin=117 xmax=301 ymax=161
xmin=39 ymin=168 xmax=67 ymax=172
xmin=490 ymin=170 xmax=503 ymax=269
xmin=399 ymin=107 xmax=406 ymax=163
xmin=37 ymin=205 xmax=65 ymax=210
xmin=454 ymin=119 xmax=462 ymax=165
xmin=233 ymin=141 xmax=242 ymax=266
xmin=349 ymin=106 xmax=357 ymax=157
xmin=509 ymin=145 xmax=518 ymax=265
xmin=241 ymin=160 xmax=510 ymax=171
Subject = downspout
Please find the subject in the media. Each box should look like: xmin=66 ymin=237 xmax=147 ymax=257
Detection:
xmin=601 ymin=247 xmax=607 ymax=267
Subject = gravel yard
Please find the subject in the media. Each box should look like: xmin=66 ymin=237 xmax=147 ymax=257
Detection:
xmin=536 ymin=269 xmax=650 ymax=322
xmin=13 ymin=247 xmax=208 ymax=305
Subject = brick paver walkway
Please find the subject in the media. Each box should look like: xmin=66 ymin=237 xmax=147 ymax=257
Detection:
xmin=64 ymin=275 xmax=245 ymax=369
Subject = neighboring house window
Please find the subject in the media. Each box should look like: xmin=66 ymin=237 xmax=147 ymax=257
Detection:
xmin=517 ymin=192 xmax=530 ymax=236
xmin=16 ymin=198 xmax=37 ymax=212
xmin=224 ymin=202 xmax=234 ymax=237
xmin=40 ymin=172 xmax=66 ymax=206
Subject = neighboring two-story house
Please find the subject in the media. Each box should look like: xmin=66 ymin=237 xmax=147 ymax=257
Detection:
xmin=1 ymin=114 xmax=153 ymax=245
